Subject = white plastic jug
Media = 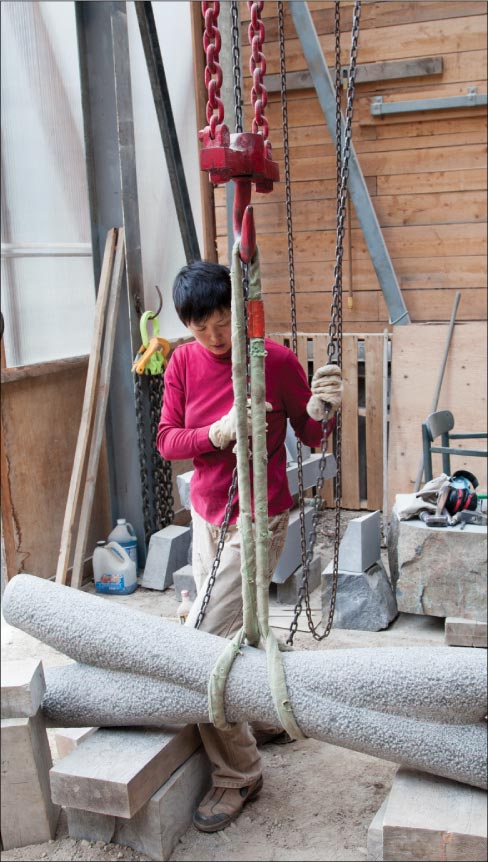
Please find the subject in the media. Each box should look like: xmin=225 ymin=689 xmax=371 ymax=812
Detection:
xmin=93 ymin=541 xmax=138 ymax=595
xmin=108 ymin=518 xmax=138 ymax=573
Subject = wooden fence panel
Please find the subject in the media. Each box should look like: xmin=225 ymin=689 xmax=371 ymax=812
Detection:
xmin=269 ymin=332 xmax=387 ymax=510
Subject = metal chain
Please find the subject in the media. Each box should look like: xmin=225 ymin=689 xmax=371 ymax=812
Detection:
xmin=134 ymin=373 xmax=153 ymax=545
xmin=202 ymin=1 xmax=224 ymax=138
xmin=247 ymin=1 xmax=270 ymax=157
xmin=148 ymin=374 xmax=174 ymax=531
xmin=287 ymin=0 xmax=361 ymax=644
xmin=230 ymin=1 xmax=243 ymax=134
xmin=278 ymin=0 xmax=310 ymax=631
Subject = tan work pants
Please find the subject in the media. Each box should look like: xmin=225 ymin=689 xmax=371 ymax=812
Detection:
xmin=186 ymin=507 xmax=289 ymax=788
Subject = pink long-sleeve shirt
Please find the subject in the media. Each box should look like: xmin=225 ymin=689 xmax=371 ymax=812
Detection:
xmin=157 ymin=338 xmax=334 ymax=525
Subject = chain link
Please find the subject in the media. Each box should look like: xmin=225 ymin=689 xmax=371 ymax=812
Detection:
xmin=230 ymin=1 xmax=243 ymax=134
xmin=247 ymin=1 xmax=270 ymax=156
xmin=202 ymin=1 xmax=224 ymax=138
xmin=149 ymin=374 xmax=174 ymax=532
xmin=286 ymin=0 xmax=361 ymax=644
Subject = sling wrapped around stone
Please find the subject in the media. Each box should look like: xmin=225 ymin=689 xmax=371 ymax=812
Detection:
xmin=3 ymin=575 xmax=487 ymax=790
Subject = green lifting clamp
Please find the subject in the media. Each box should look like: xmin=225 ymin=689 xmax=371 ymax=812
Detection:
xmin=132 ymin=311 xmax=170 ymax=376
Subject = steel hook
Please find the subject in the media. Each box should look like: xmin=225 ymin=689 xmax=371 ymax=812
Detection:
xmin=147 ymin=285 xmax=163 ymax=320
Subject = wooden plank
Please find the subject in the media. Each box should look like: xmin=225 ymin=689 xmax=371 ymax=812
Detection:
xmin=1 ymin=355 xmax=89 ymax=385
xmin=387 ymin=323 xmax=487 ymax=512
xmin=265 ymin=57 xmax=444 ymax=92
xmin=49 ymin=724 xmax=201 ymax=819
xmin=341 ymin=336 xmax=360 ymax=509
xmin=377 ymin=168 xmax=486 ymax=195
xmin=259 ymin=255 xmax=487 ymax=293
xmin=364 ymin=336 xmax=384 ymax=510
xmin=217 ymin=191 xmax=486 ymax=234
xmin=55 ymin=229 xmax=117 ymax=585
xmin=71 ymin=231 xmax=126 ymax=590
xmin=382 ymin=768 xmax=487 ymax=862
xmin=296 ymin=334 xmax=309 ymax=379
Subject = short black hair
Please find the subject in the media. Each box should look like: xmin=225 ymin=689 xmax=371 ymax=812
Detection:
xmin=172 ymin=261 xmax=231 ymax=326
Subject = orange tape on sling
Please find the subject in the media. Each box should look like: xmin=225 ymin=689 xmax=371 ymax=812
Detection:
xmin=247 ymin=299 xmax=265 ymax=339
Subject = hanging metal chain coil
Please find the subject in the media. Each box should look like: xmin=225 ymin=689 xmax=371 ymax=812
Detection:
xmin=247 ymin=1 xmax=270 ymax=155
xmin=202 ymin=1 xmax=224 ymax=138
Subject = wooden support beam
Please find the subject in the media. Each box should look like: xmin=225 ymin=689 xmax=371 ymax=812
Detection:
xmin=266 ymin=57 xmax=443 ymax=92
xmin=55 ymin=229 xmax=117 ymax=586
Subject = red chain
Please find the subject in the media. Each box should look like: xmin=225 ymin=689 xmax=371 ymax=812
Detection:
xmin=202 ymin=2 xmax=224 ymax=138
xmin=247 ymin=1 xmax=270 ymax=155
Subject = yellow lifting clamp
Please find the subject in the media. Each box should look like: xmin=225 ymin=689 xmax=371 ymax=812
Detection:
xmin=132 ymin=311 xmax=170 ymax=376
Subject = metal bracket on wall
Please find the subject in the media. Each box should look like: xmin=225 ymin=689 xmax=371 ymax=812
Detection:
xmin=371 ymin=87 xmax=488 ymax=116
xmin=288 ymin=1 xmax=410 ymax=326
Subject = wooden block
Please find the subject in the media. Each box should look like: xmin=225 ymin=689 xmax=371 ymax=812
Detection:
xmin=66 ymin=748 xmax=210 ymax=861
xmin=55 ymin=726 xmax=98 ymax=760
xmin=382 ymin=768 xmax=487 ymax=862
xmin=1 ymin=659 xmax=46 ymax=718
xmin=367 ymin=797 xmax=387 ymax=862
xmin=445 ymin=617 xmax=488 ymax=649
xmin=50 ymin=724 xmax=200 ymax=818
xmin=1 ymin=713 xmax=60 ymax=850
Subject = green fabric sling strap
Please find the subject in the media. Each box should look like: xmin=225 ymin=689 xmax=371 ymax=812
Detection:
xmin=207 ymin=241 xmax=306 ymax=741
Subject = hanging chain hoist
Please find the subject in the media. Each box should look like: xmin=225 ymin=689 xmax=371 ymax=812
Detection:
xmin=283 ymin=0 xmax=362 ymax=643
xmin=133 ymin=290 xmax=174 ymax=545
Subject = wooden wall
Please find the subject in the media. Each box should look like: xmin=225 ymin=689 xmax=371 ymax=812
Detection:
xmin=211 ymin=0 xmax=487 ymax=333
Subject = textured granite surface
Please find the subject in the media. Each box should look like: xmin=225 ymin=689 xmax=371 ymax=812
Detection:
xmin=3 ymin=575 xmax=487 ymax=789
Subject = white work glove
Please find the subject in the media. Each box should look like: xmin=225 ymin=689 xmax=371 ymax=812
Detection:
xmin=209 ymin=400 xmax=272 ymax=450
xmin=306 ymin=364 xmax=343 ymax=421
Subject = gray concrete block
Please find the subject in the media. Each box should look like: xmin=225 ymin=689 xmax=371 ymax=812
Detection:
xmin=1 ymin=658 xmax=46 ymax=718
xmin=276 ymin=555 xmax=322 ymax=604
xmin=55 ymin=726 xmax=98 ymax=760
xmin=173 ymin=566 xmax=197 ymax=602
xmin=381 ymin=768 xmax=487 ymax=861
xmin=272 ymin=503 xmax=314 ymax=584
xmin=50 ymin=724 xmax=201 ymax=818
xmin=286 ymin=453 xmax=336 ymax=496
xmin=322 ymin=560 xmax=398 ymax=631
xmin=1 ymin=712 xmax=60 ymax=849
xmin=66 ymin=748 xmax=210 ymax=861
xmin=367 ymin=796 xmax=387 ymax=862
xmin=388 ymin=501 xmax=487 ymax=619
xmin=176 ymin=470 xmax=193 ymax=510
xmin=139 ymin=525 xmax=192 ymax=590
xmin=337 ymin=510 xmax=381 ymax=574
xmin=285 ymin=420 xmax=311 ymax=462
xmin=445 ymin=618 xmax=488 ymax=649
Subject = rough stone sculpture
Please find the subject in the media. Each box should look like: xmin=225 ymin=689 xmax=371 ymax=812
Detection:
xmin=3 ymin=575 xmax=487 ymax=790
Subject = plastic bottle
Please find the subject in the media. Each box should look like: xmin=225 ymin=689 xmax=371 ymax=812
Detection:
xmin=177 ymin=589 xmax=193 ymax=624
xmin=93 ymin=540 xmax=138 ymax=595
xmin=108 ymin=519 xmax=138 ymax=573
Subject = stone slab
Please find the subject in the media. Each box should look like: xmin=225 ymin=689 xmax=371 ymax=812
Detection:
xmin=176 ymin=470 xmax=193 ymax=511
xmin=367 ymin=797 xmax=387 ymax=862
xmin=388 ymin=502 xmax=487 ymax=619
xmin=50 ymin=724 xmax=200 ymax=818
xmin=381 ymin=768 xmax=487 ymax=861
xmin=1 ymin=713 xmax=60 ymax=850
xmin=276 ymin=556 xmax=322 ymax=604
xmin=272 ymin=502 xmax=314 ymax=584
xmin=337 ymin=510 xmax=381 ymax=574
xmin=139 ymin=525 xmax=192 ymax=591
xmin=67 ymin=748 xmax=210 ymax=861
xmin=445 ymin=617 xmax=488 ymax=648
xmin=172 ymin=566 xmax=197 ymax=602
xmin=55 ymin=726 xmax=98 ymax=760
xmin=286 ymin=453 xmax=336 ymax=496
xmin=1 ymin=658 xmax=46 ymax=718
xmin=322 ymin=561 xmax=398 ymax=631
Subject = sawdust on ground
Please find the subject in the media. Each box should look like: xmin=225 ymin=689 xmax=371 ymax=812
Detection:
xmin=1 ymin=510 xmax=446 ymax=862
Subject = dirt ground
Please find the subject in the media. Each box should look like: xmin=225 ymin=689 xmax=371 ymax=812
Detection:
xmin=1 ymin=511 xmax=447 ymax=862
